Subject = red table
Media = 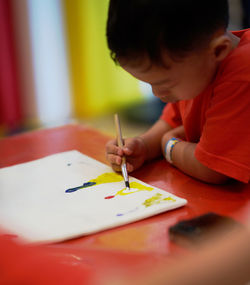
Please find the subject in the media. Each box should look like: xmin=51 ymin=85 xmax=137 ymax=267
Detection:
xmin=0 ymin=124 xmax=249 ymax=281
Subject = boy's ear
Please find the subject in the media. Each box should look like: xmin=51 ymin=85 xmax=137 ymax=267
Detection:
xmin=210 ymin=34 xmax=232 ymax=62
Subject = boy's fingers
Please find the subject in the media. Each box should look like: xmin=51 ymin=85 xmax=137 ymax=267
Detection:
xmin=110 ymin=160 xmax=133 ymax=173
xmin=106 ymin=141 xmax=123 ymax=156
xmin=126 ymin=162 xmax=134 ymax=172
xmin=110 ymin=163 xmax=122 ymax=172
xmin=107 ymin=154 xmax=122 ymax=166
xmin=122 ymin=147 xmax=133 ymax=155
xmin=123 ymin=140 xmax=138 ymax=155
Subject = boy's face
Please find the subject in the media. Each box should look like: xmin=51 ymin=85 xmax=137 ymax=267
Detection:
xmin=119 ymin=49 xmax=218 ymax=103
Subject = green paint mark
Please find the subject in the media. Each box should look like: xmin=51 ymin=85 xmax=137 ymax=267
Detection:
xmin=143 ymin=193 xmax=176 ymax=207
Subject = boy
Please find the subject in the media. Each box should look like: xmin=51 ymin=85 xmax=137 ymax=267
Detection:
xmin=105 ymin=0 xmax=250 ymax=184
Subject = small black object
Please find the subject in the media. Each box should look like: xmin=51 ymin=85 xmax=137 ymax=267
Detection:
xmin=169 ymin=212 xmax=242 ymax=247
xmin=125 ymin=181 xmax=130 ymax=189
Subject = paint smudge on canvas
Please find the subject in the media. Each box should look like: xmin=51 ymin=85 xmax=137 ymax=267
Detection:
xmin=116 ymin=207 xmax=139 ymax=216
xmin=104 ymin=182 xmax=154 ymax=199
xmin=65 ymin=172 xmax=123 ymax=193
xmin=66 ymin=181 xmax=96 ymax=193
xmin=143 ymin=193 xmax=176 ymax=207
xmin=65 ymin=173 xmax=154 ymax=196
xmin=105 ymin=195 xmax=115 ymax=199
xmin=116 ymin=182 xmax=153 ymax=196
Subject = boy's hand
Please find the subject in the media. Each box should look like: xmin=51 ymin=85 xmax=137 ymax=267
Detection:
xmin=105 ymin=137 xmax=147 ymax=173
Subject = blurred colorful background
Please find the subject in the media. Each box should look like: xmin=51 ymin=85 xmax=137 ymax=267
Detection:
xmin=0 ymin=0 xmax=147 ymax=135
xmin=0 ymin=0 xmax=249 ymax=136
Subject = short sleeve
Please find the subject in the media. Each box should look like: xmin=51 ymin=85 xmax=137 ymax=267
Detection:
xmin=160 ymin=103 xmax=182 ymax=128
xmin=195 ymin=81 xmax=250 ymax=183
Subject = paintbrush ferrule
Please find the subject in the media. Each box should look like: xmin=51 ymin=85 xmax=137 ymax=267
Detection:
xmin=121 ymin=163 xmax=130 ymax=189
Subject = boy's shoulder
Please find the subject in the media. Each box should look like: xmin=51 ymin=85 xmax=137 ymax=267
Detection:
xmin=217 ymin=29 xmax=250 ymax=83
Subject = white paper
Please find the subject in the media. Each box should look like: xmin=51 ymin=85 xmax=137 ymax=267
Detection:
xmin=0 ymin=151 xmax=187 ymax=243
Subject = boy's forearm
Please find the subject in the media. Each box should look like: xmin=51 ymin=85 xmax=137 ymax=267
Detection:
xmin=168 ymin=141 xmax=228 ymax=184
xmin=140 ymin=119 xmax=172 ymax=161
xmin=140 ymin=122 xmax=228 ymax=184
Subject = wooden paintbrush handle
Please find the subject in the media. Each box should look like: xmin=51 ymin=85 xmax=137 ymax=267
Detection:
xmin=114 ymin=113 xmax=127 ymax=165
xmin=114 ymin=113 xmax=124 ymax=148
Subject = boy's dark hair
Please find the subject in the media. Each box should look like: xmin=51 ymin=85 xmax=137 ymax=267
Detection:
xmin=106 ymin=0 xmax=229 ymax=63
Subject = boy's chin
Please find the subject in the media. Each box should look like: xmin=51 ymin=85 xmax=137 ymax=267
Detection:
xmin=158 ymin=96 xmax=179 ymax=103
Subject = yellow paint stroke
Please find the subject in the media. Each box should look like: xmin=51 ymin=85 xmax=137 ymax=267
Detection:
xmin=143 ymin=193 xmax=176 ymax=207
xmin=88 ymin=173 xmax=154 ymax=196
xmin=116 ymin=181 xmax=154 ymax=196
xmin=66 ymin=172 xmax=156 ymax=194
xmin=90 ymin=172 xmax=123 ymax=184
xmin=86 ymin=173 xmax=155 ymax=196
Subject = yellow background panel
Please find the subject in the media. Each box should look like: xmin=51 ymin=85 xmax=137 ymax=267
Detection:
xmin=63 ymin=0 xmax=142 ymax=118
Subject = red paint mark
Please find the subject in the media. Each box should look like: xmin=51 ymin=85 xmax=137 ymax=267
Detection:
xmin=105 ymin=195 xmax=115 ymax=199
xmin=3 ymin=234 xmax=18 ymax=239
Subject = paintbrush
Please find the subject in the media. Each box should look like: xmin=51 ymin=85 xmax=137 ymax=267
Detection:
xmin=114 ymin=113 xmax=130 ymax=191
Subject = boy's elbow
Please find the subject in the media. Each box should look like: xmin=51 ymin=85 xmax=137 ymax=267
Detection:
xmin=198 ymin=168 xmax=230 ymax=185
xmin=204 ymin=174 xmax=229 ymax=185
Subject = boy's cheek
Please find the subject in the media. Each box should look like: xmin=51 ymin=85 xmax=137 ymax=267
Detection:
xmin=152 ymin=87 xmax=170 ymax=97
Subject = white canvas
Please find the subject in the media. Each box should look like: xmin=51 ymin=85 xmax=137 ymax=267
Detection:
xmin=0 ymin=150 xmax=187 ymax=243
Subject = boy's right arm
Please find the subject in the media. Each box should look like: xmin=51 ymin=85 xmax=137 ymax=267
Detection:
xmin=140 ymin=119 xmax=173 ymax=161
xmin=106 ymin=119 xmax=172 ymax=172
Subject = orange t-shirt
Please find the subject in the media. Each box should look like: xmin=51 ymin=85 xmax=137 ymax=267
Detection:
xmin=161 ymin=29 xmax=250 ymax=183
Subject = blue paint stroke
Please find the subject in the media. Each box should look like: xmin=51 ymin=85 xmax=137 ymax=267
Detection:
xmin=116 ymin=207 xmax=139 ymax=217
xmin=65 ymin=181 xmax=96 ymax=193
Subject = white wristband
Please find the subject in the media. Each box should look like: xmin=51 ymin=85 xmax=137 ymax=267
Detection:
xmin=165 ymin=137 xmax=181 ymax=164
